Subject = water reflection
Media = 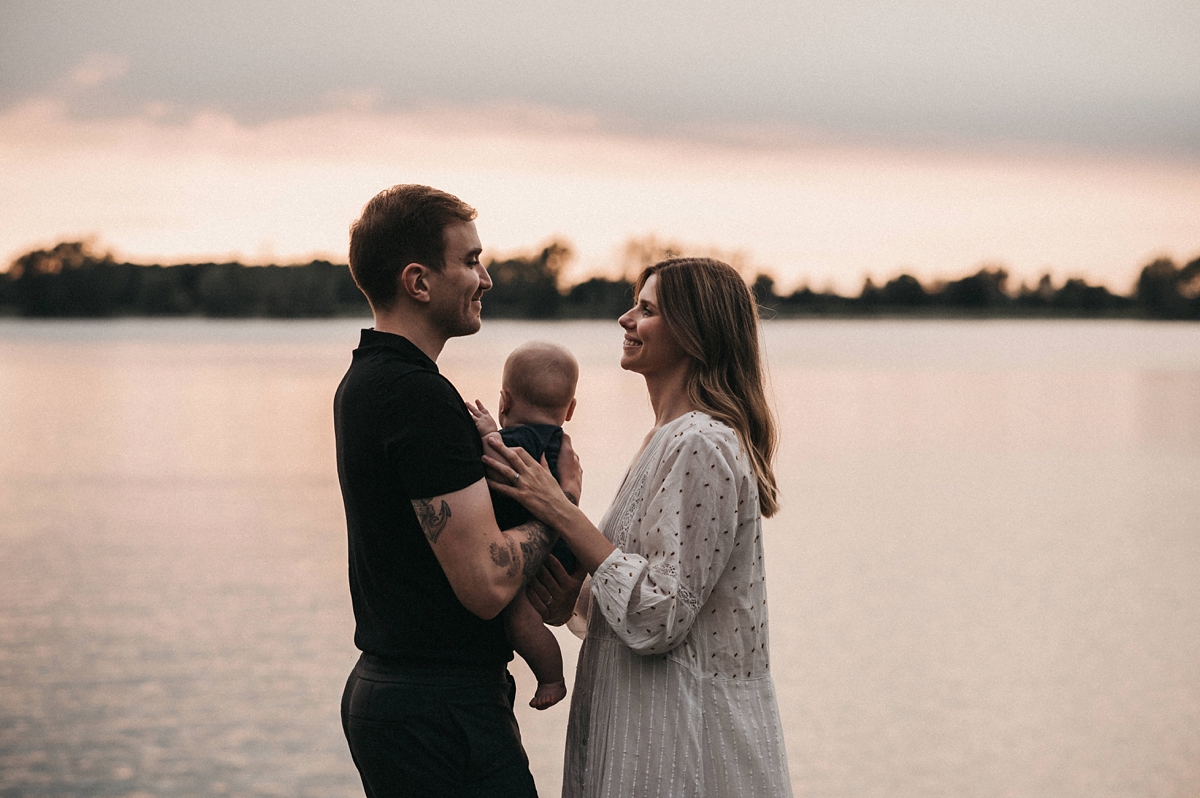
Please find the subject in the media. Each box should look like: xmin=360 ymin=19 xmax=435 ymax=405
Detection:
xmin=1139 ymin=369 xmax=1200 ymax=452
xmin=1 ymin=319 xmax=1198 ymax=798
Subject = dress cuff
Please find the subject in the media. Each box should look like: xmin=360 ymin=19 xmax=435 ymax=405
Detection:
xmin=590 ymin=547 xmax=646 ymax=628
xmin=593 ymin=547 xmax=626 ymax=577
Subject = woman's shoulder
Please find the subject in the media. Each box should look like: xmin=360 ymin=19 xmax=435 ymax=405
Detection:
xmin=670 ymin=410 xmax=737 ymax=440
xmin=661 ymin=412 xmax=744 ymax=464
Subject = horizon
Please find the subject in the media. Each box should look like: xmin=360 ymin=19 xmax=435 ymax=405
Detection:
xmin=5 ymin=234 xmax=1195 ymax=299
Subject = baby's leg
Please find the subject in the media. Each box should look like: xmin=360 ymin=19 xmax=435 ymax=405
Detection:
xmin=502 ymin=592 xmax=567 ymax=709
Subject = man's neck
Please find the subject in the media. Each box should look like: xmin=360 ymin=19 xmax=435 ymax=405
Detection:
xmin=372 ymin=309 xmax=446 ymax=362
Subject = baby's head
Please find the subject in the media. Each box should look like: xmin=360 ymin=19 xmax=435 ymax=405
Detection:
xmin=499 ymin=341 xmax=579 ymax=428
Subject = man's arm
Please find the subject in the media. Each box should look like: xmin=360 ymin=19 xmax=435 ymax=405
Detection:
xmin=411 ymin=478 xmax=558 ymax=620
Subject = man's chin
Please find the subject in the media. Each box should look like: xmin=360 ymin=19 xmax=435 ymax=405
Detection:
xmin=456 ymin=314 xmax=483 ymax=337
xmin=433 ymin=315 xmax=481 ymax=340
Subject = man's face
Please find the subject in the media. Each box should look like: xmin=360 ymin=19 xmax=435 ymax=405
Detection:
xmin=426 ymin=220 xmax=490 ymax=338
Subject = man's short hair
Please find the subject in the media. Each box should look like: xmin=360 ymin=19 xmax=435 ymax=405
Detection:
xmin=348 ymin=184 xmax=477 ymax=310
xmin=503 ymin=341 xmax=579 ymax=415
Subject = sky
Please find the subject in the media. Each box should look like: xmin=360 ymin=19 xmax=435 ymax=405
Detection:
xmin=1 ymin=0 xmax=1198 ymax=291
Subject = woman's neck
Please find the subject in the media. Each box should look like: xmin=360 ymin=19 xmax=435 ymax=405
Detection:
xmin=643 ymin=362 xmax=696 ymax=428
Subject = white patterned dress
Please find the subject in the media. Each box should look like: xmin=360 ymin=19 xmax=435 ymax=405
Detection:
xmin=562 ymin=411 xmax=792 ymax=798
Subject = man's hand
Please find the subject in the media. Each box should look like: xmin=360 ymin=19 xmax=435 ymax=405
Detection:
xmin=526 ymin=554 xmax=586 ymax=626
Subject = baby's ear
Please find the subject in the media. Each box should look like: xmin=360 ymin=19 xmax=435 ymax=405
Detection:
xmin=498 ymin=389 xmax=513 ymax=415
xmin=564 ymin=397 xmax=577 ymax=422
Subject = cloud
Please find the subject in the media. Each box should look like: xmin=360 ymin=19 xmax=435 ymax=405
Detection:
xmin=68 ymin=53 xmax=129 ymax=88
xmin=2 ymin=0 xmax=1198 ymax=156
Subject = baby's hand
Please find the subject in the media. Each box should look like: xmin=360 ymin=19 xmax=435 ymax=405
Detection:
xmin=469 ymin=402 xmax=507 ymax=481
xmin=466 ymin=399 xmax=500 ymax=437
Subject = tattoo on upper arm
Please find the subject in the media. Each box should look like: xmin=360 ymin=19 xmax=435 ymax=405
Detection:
xmin=413 ymin=499 xmax=451 ymax=545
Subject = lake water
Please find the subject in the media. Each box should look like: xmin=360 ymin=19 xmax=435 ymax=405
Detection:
xmin=1 ymin=318 xmax=1198 ymax=798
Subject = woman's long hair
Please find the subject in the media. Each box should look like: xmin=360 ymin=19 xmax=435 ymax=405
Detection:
xmin=638 ymin=258 xmax=780 ymax=517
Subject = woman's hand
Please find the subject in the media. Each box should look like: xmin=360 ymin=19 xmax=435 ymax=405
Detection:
xmin=526 ymin=554 xmax=586 ymax=626
xmin=484 ymin=434 xmax=572 ymax=525
xmin=487 ymin=432 xmax=616 ymax=576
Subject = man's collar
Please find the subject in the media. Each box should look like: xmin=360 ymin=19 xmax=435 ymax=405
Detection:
xmin=355 ymin=328 xmax=438 ymax=372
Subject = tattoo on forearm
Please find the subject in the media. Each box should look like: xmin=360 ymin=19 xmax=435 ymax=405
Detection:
xmin=413 ymin=499 xmax=451 ymax=545
xmin=518 ymin=521 xmax=555 ymax=582
xmin=490 ymin=520 xmax=555 ymax=583
xmin=489 ymin=538 xmax=521 ymax=579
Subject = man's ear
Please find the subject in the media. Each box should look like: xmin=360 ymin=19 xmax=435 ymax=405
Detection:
xmin=498 ymin=389 xmax=513 ymax=416
xmin=564 ymin=397 xmax=576 ymax=422
xmin=399 ymin=262 xmax=431 ymax=303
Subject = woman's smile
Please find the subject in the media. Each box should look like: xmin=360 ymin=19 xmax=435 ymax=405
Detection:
xmin=617 ymin=274 xmax=688 ymax=375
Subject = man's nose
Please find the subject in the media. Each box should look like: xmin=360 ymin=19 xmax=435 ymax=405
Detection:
xmin=478 ymin=263 xmax=493 ymax=290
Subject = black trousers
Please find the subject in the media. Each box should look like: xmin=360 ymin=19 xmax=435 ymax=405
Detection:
xmin=341 ymin=653 xmax=538 ymax=798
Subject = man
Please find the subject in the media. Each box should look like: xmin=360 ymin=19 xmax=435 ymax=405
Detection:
xmin=334 ymin=184 xmax=579 ymax=797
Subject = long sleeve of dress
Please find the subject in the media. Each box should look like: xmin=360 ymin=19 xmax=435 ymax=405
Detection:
xmin=590 ymin=428 xmax=741 ymax=656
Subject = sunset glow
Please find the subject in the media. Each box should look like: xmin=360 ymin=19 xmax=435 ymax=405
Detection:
xmin=3 ymin=97 xmax=1198 ymax=293
xmin=2 ymin=0 xmax=1197 ymax=292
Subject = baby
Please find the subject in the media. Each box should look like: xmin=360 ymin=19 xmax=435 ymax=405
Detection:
xmin=469 ymin=341 xmax=580 ymax=709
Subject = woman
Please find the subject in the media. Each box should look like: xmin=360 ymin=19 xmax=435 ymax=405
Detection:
xmin=486 ymin=258 xmax=792 ymax=797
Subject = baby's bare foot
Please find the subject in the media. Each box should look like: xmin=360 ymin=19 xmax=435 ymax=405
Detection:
xmin=530 ymin=680 xmax=567 ymax=710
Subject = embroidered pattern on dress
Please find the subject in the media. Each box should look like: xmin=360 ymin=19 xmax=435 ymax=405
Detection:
xmin=613 ymin=469 xmax=649 ymax=548
xmin=649 ymin=560 xmax=701 ymax=612
xmin=676 ymin=581 xmax=700 ymax=612
xmin=649 ymin=560 xmax=678 ymax=579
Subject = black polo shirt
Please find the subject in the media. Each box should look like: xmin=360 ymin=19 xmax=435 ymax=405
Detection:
xmin=334 ymin=329 xmax=512 ymax=669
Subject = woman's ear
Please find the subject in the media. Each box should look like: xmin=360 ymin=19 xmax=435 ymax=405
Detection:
xmin=399 ymin=262 xmax=431 ymax=303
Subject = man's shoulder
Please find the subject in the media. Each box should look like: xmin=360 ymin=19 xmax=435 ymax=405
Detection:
xmin=344 ymin=352 xmax=457 ymax=399
xmin=336 ymin=357 xmax=470 ymax=442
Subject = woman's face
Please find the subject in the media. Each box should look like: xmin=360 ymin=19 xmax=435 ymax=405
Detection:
xmin=618 ymin=274 xmax=689 ymax=376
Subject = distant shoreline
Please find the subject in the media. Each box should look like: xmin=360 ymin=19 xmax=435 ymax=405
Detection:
xmin=4 ymin=241 xmax=1198 ymax=321
xmin=0 ymin=308 xmax=1184 ymax=321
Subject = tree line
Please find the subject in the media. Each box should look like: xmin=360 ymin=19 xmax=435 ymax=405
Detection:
xmin=2 ymin=240 xmax=1198 ymax=320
